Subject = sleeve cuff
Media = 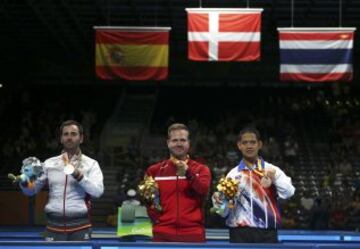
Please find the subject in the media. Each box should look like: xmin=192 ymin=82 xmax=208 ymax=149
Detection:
xmin=185 ymin=169 xmax=193 ymax=180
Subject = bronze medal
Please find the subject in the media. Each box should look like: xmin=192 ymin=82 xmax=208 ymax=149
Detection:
xmin=260 ymin=176 xmax=272 ymax=188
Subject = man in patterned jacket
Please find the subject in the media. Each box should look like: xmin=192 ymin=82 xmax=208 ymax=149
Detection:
xmin=213 ymin=127 xmax=295 ymax=243
xmin=20 ymin=120 xmax=104 ymax=241
xmin=145 ymin=123 xmax=211 ymax=242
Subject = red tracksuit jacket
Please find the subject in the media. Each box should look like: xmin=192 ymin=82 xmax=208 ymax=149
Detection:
xmin=145 ymin=158 xmax=211 ymax=242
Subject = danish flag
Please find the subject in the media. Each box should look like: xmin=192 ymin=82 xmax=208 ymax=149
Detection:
xmin=186 ymin=8 xmax=263 ymax=61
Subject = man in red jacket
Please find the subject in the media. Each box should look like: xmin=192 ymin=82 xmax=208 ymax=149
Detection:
xmin=145 ymin=123 xmax=211 ymax=242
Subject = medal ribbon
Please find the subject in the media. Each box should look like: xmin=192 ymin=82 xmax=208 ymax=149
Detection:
xmin=61 ymin=149 xmax=82 ymax=168
xmin=244 ymin=158 xmax=265 ymax=177
xmin=170 ymin=154 xmax=189 ymax=165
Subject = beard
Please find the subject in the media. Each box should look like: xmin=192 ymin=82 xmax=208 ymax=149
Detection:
xmin=63 ymin=140 xmax=80 ymax=150
xmin=170 ymin=147 xmax=187 ymax=159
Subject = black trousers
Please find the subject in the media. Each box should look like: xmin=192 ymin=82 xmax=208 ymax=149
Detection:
xmin=44 ymin=228 xmax=92 ymax=241
xmin=229 ymin=227 xmax=278 ymax=243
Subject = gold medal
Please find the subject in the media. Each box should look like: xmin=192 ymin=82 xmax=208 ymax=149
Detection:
xmin=170 ymin=155 xmax=189 ymax=176
xmin=176 ymin=165 xmax=186 ymax=176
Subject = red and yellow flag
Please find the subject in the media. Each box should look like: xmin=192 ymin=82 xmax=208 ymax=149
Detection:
xmin=95 ymin=27 xmax=170 ymax=80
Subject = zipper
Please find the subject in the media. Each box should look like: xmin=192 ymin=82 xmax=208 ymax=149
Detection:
xmin=63 ymin=175 xmax=68 ymax=232
xmin=176 ymin=174 xmax=179 ymax=237
xmin=250 ymin=171 xmax=253 ymax=224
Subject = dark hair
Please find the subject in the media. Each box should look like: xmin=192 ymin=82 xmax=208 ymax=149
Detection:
xmin=167 ymin=123 xmax=190 ymax=139
xmin=59 ymin=120 xmax=83 ymax=136
xmin=238 ymin=126 xmax=261 ymax=141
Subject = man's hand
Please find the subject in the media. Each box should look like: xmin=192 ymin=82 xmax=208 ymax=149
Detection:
xmin=71 ymin=168 xmax=83 ymax=181
xmin=8 ymin=173 xmax=19 ymax=183
xmin=264 ymin=168 xmax=276 ymax=181
xmin=212 ymin=191 xmax=224 ymax=206
xmin=175 ymin=160 xmax=188 ymax=171
xmin=175 ymin=160 xmax=188 ymax=176
xmin=8 ymin=173 xmax=28 ymax=184
xmin=210 ymin=191 xmax=227 ymax=215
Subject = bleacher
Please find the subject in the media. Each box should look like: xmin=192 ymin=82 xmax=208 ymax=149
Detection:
xmin=1 ymin=85 xmax=360 ymax=231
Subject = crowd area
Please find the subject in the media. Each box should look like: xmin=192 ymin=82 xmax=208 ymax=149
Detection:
xmin=1 ymin=85 xmax=359 ymax=231
xmin=0 ymin=85 xmax=117 ymax=175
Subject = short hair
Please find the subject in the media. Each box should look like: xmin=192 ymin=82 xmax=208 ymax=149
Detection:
xmin=60 ymin=120 xmax=83 ymax=136
xmin=238 ymin=126 xmax=261 ymax=141
xmin=167 ymin=123 xmax=190 ymax=138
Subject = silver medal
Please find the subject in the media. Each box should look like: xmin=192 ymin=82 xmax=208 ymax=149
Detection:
xmin=64 ymin=164 xmax=75 ymax=175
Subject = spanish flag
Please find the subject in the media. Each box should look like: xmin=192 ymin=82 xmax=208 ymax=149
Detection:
xmin=95 ymin=26 xmax=171 ymax=81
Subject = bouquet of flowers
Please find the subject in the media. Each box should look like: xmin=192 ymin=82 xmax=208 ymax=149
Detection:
xmin=211 ymin=177 xmax=239 ymax=215
xmin=138 ymin=176 xmax=162 ymax=211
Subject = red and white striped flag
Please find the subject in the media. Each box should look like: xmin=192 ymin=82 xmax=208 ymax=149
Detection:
xmin=278 ymin=28 xmax=356 ymax=82
xmin=186 ymin=8 xmax=263 ymax=61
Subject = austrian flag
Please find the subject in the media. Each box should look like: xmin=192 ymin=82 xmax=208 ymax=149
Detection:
xmin=186 ymin=8 xmax=263 ymax=61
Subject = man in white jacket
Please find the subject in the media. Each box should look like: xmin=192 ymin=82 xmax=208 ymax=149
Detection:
xmin=213 ymin=127 xmax=295 ymax=243
xmin=20 ymin=120 xmax=104 ymax=241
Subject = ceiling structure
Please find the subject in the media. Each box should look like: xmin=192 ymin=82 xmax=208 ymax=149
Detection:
xmin=0 ymin=0 xmax=359 ymax=85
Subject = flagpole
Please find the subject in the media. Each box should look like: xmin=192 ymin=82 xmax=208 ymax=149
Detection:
xmin=339 ymin=0 xmax=343 ymax=27
xmin=291 ymin=0 xmax=294 ymax=27
xmin=155 ymin=0 xmax=158 ymax=26
xmin=107 ymin=0 xmax=111 ymax=25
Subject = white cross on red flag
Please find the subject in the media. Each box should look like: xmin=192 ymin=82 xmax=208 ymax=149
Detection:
xmin=186 ymin=8 xmax=263 ymax=61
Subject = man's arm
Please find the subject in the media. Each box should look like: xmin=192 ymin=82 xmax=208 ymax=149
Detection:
xmin=211 ymin=170 xmax=235 ymax=218
xmin=144 ymin=166 xmax=161 ymax=224
xmin=76 ymin=160 xmax=104 ymax=198
xmin=270 ymin=165 xmax=295 ymax=199
xmin=19 ymin=165 xmax=48 ymax=196
xmin=186 ymin=163 xmax=211 ymax=196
